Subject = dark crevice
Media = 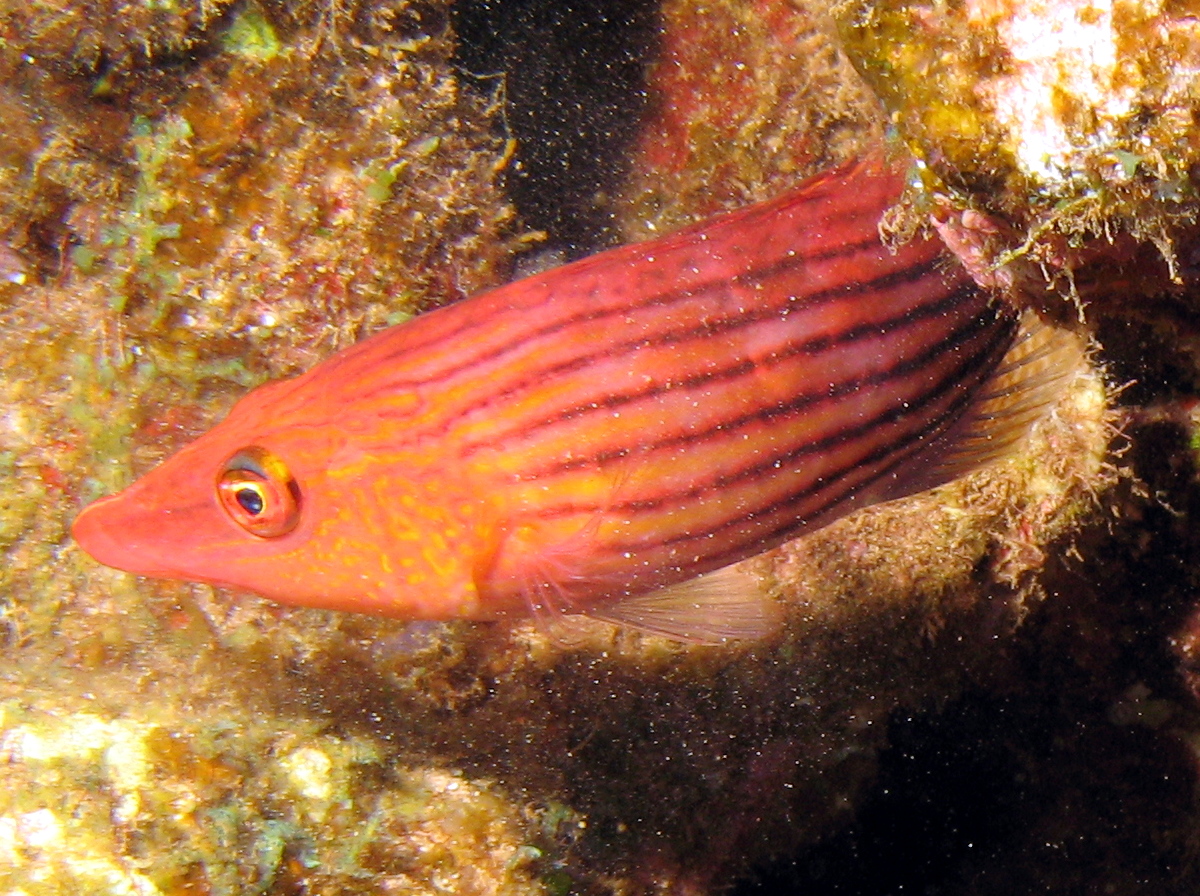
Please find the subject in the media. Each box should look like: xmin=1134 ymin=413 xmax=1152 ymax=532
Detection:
xmin=452 ymin=0 xmax=660 ymax=257
xmin=733 ymin=415 xmax=1200 ymax=895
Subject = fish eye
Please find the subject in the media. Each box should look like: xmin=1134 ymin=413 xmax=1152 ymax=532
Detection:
xmin=217 ymin=446 xmax=301 ymax=538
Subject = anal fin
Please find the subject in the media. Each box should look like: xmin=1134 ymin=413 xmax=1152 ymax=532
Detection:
xmin=579 ymin=564 xmax=779 ymax=644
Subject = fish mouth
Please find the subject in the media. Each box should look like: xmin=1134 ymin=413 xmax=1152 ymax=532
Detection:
xmin=72 ymin=493 xmax=161 ymax=577
xmin=71 ymin=490 xmax=215 ymax=580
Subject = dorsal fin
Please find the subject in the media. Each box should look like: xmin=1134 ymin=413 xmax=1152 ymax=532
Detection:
xmin=579 ymin=564 xmax=779 ymax=644
xmin=893 ymin=310 xmax=1088 ymax=497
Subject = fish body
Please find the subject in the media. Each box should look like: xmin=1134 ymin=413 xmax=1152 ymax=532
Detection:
xmin=73 ymin=159 xmax=1030 ymax=640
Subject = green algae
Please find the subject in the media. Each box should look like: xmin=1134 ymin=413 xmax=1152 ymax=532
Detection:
xmin=97 ymin=113 xmax=194 ymax=312
xmin=222 ymin=6 xmax=281 ymax=61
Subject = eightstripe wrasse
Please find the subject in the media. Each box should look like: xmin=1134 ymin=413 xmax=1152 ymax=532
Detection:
xmin=72 ymin=158 xmax=1080 ymax=642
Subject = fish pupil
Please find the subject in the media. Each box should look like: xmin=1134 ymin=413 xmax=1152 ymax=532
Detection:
xmin=236 ymin=487 xmax=264 ymax=516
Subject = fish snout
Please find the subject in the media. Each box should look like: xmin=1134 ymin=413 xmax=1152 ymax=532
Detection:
xmin=71 ymin=491 xmax=195 ymax=579
xmin=72 ymin=494 xmax=139 ymax=573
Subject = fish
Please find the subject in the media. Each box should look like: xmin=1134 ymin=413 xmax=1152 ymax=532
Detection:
xmin=71 ymin=157 xmax=1079 ymax=643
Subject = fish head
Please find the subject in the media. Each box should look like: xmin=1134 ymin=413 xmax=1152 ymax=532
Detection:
xmin=72 ymin=374 xmax=488 ymax=619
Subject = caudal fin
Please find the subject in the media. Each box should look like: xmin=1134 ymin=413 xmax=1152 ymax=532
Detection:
xmin=897 ymin=311 xmax=1088 ymax=496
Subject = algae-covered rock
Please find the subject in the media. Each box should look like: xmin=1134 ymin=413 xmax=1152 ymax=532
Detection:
xmin=0 ymin=0 xmax=236 ymax=72
xmin=617 ymin=0 xmax=886 ymax=234
xmin=0 ymin=0 xmax=1141 ymax=893
xmin=836 ymin=0 xmax=1200 ymax=331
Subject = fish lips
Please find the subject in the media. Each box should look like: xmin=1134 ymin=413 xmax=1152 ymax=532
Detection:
xmin=71 ymin=485 xmax=228 ymax=580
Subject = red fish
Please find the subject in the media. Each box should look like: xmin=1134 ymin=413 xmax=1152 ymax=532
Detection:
xmin=72 ymin=158 xmax=1072 ymax=642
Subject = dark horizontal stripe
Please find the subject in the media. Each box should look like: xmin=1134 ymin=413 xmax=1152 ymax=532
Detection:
xmin=357 ymin=225 xmax=908 ymax=411
xmin=518 ymin=282 xmax=1000 ymax=480
xmin=690 ymin=360 xmax=1002 ymax=571
xmin=516 ymin=352 xmax=997 ymax=599
xmin=361 ymin=165 xmax=875 ymax=378
xmin=528 ymin=302 xmax=1016 ymax=529
xmin=628 ymin=304 xmax=1016 ymax=514
xmin=452 ymin=252 xmax=956 ymax=453
xmin=629 ymin=313 xmax=1018 ymax=561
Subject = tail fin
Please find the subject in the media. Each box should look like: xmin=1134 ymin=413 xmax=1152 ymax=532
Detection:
xmin=899 ymin=311 xmax=1088 ymax=495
